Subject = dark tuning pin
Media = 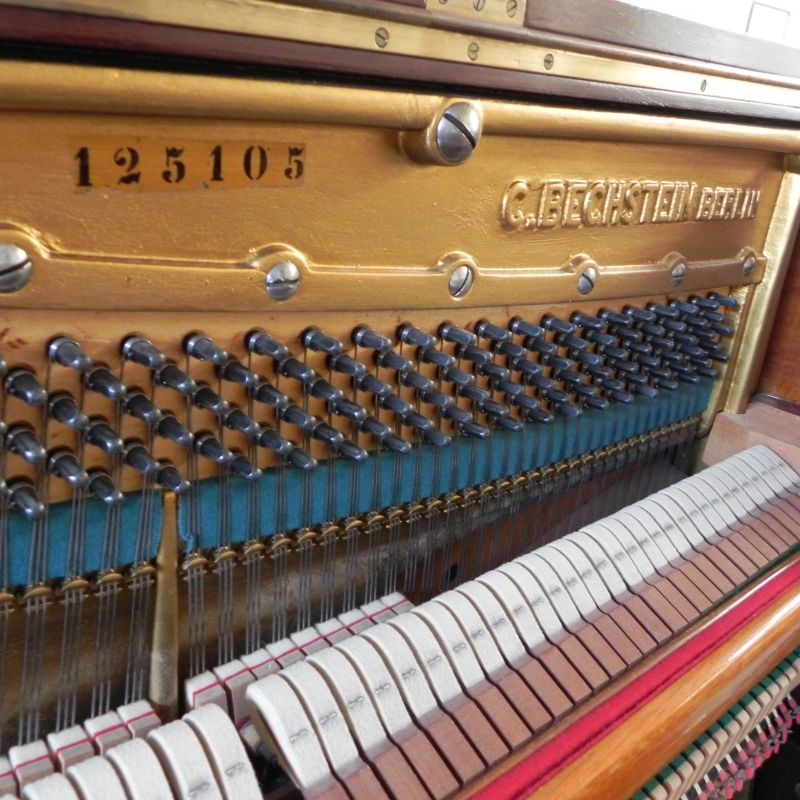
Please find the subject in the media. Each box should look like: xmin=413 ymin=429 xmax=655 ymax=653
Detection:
xmin=281 ymin=404 xmax=316 ymax=431
xmin=6 ymin=426 xmax=46 ymax=464
xmin=257 ymin=428 xmax=317 ymax=470
xmin=397 ymin=323 xmax=435 ymax=349
xmin=381 ymin=394 xmax=412 ymax=417
xmin=87 ymin=470 xmax=124 ymax=505
xmin=219 ymin=358 xmax=259 ymax=388
xmin=625 ymin=306 xmax=657 ymax=324
xmin=332 ymin=397 xmax=368 ymax=423
xmin=251 ymin=382 xmax=289 ymax=411
xmin=124 ymin=391 xmax=164 ymax=426
xmin=8 ymin=480 xmax=45 ymax=520
xmin=706 ymin=292 xmax=739 ymax=309
xmin=570 ymin=313 xmax=604 ymax=330
xmin=246 ymin=330 xmax=289 ymax=361
xmin=86 ymin=419 xmax=125 ymax=455
xmin=194 ymin=432 xmax=234 ymax=465
xmin=156 ymin=462 xmax=192 ymax=494
xmin=336 ymin=440 xmax=369 ymax=462
xmin=328 ymin=354 xmax=366 ymax=378
xmin=419 ymin=347 xmax=454 ymax=370
xmin=352 ymin=326 xmax=391 ymax=352
xmin=192 ymin=385 xmax=230 ymax=417
xmin=419 ymin=427 xmax=452 ymax=446
xmin=5 ymin=369 xmax=47 ymax=406
xmin=375 ymin=350 xmax=412 ymax=373
xmin=438 ymin=322 xmax=475 ymax=348
xmin=156 ymin=363 xmax=197 ymax=396
xmin=156 ymin=415 xmax=194 ymax=448
xmin=361 ymin=416 xmax=412 ymax=454
xmin=475 ymin=319 xmax=510 ymax=344
xmin=400 ymin=370 xmax=434 ymax=394
xmin=508 ymin=317 xmax=543 ymax=340
xmin=124 ymin=442 xmax=160 ymax=476
xmin=229 ymin=454 xmax=261 ymax=480
xmin=185 ymin=333 xmax=228 ymax=365
xmin=49 ymin=337 xmax=92 ymax=372
xmin=48 ymin=449 xmax=87 ymax=488
xmin=308 ymin=378 xmax=343 ymax=403
xmin=224 ymin=408 xmax=261 ymax=438
xmin=302 ymin=327 xmax=343 ymax=356
xmin=122 ymin=336 xmax=167 ymax=370
xmin=279 ymin=357 xmax=316 ymax=385
xmin=355 ymin=373 xmax=392 ymax=399
xmin=85 ymin=367 xmax=127 ymax=401
xmin=48 ymin=393 xmax=89 ymax=430
xmin=541 ymin=315 xmax=575 ymax=335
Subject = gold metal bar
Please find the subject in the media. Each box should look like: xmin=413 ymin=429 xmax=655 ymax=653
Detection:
xmin=5 ymin=0 xmax=800 ymax=107
xmin=725 ymin=157 xmax=800 ymax=414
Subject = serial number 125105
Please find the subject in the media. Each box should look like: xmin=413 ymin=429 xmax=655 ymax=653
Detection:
xmin=71 ymin=138 xmax=305 ymax=191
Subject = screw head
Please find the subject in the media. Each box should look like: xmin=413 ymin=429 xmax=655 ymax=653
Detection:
xmin=506 ymin=0 xmax=518 ymax=16
xmin=670 ymin=261 xmax=687 ymax=287
xmin=0 ymin=244 xmax=32 ymax=293
xmin=473 ymin=0 xmax=485 ymax=9
xmin=436 ymin=101 xmax=482 ymax=164
xmin=265 ymin=261 xmax=301 ymax=301
xmin=467 ymin=41 xmax=480 ymax=61
xmin=577 ymin=266 xmax=597 ymax=295
xmin=375 ymin=27 xmax=389 ymax=48
xmin=544 ymin=53 xmax=555 ymax=70
xmin=448 ymin=264 xmax=474 ymax=298
xmin=743 ymin=254 xmax=756 ymax=277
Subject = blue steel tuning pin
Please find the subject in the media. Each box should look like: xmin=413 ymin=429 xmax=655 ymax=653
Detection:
xmin=48 ymin=449 xmax=88 ymax=488
xmin=156 ymin=462 xmax=192 ymax=494
xmin=8 ymin=480 xmax=45 ymax=520
xmin=5 ymin=369 xmax=46 ymax=406
xmin=279 ymin=356 xmax=316 ymax=385
xmin=194 ymin=432 xmax=234 ymax=465
xmin=156 ymin=363 xmax=197 ymax=396
xmin=302 ymin=327 xmax=343 ymax=356
xmin=229 ymin=454 xmax=261 ymax=480
xmin=224 ymin=408 xmax=261 ymax=438
xmin=192 ymin=385 xmax=230 ymax=417
xmin=185 ymin=333 xmax=228 ymax=365
xmin=124 ymin=391 xmax=164 ymax=425
xmin=87 ymin=470 xmax=124 ymax=505
xmin=124 ymin=442 xmax=160 ymax=477
xmin=397 ymin=324 xmax=435 ymax=349
xmin=246 ymin=330 xmax=289 ymax=361
xmin=328 ymin=354 xmax=367 ymax=378
xmin=219 ymin=358 xmax=259 ymax=388
xmin=156 ymin=415 xmax=194 ymax=448
xmin=438 ymin=322 xmax=475 ymax=348
xmin=122 ymin=336 xmax=167 ymax=370
xmin=7 ymin=425 xmax=46 ymax=464
xmin=49 ymin=337 xmax=92 ymax=372
xmin=48 ymin=392 xmax=89 ymax=430
xmin=85 ymin=367 xmax=126 ymax=401
xmin=86 ymin=418 xmax=125 ymax=454
xmin=352 ymin=326 xmax=391 ymax=351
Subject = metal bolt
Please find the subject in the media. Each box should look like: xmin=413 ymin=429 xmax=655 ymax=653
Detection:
xmin=467 ymin=41 xmax=480 ymax=61
xmin=265 ymin=261 xmax=300 ymax=301
xmin=577 ymin=266 xmax=597 ymax=295
xmin=700 ymin=79 xmax=707 ymax=92
xmin=473 ymin=0 xmax=485 ymax=10
xmin=743 ymin=254 xmax=756 ymax=277
xmin=375 ymin=27 xmax=389 ymax=48
xmin=544 ymin=53 xmax=555 ymax=70
xmin=0 ymin=244 xmax=32 ymax=293
xmin=506 ymin=0 xmax=518 ymax=16
xmin=448 ymin=264 xmax=474 ymax=298
xmin=436 ymin=101 xmax=482 ymax=164
xmin=670 ymin=261 xmax=687 ymax=287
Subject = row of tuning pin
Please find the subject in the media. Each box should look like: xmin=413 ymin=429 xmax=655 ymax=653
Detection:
xmin=1 ymin=292 xmax=736 ymax=519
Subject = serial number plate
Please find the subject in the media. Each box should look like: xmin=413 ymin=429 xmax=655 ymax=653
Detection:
xmin=71 ymin=138 xmax=305 ymax=191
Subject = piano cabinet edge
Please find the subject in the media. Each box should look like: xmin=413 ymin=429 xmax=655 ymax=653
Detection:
xmin=455 ymin=552 xmax=800 ymax=800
